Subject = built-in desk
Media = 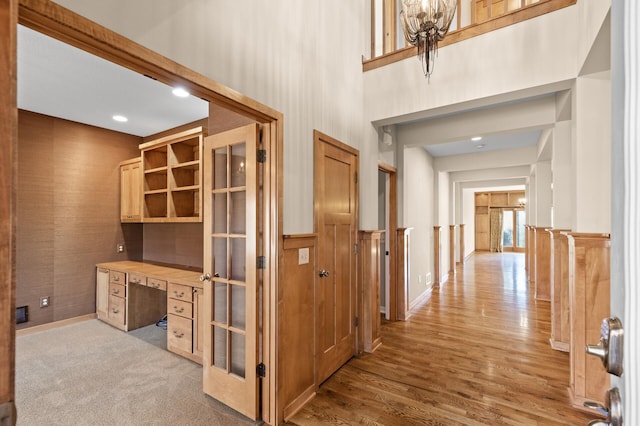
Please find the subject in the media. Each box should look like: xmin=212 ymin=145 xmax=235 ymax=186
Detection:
xmin=96 ymin=261 xmax=204 ymax=364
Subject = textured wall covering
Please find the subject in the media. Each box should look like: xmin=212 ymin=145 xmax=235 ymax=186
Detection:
xmin=16 ymin=110 xmax=141 ymax=328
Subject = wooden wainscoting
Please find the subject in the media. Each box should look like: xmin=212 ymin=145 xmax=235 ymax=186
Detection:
xmin=567 ymin=233 xmax=611 ymax=410
xmin=528 ymin=226 xmax=537 ymax=286
xmin=534 ymin=227 xmax=552 ymax=301
xmin=359 ymin=231 xmax=383 ymax=353
xmin=279 ymin=235 xmax=317 ymax=422
xmin=458 ymin=224 xmax=465 ymax=265
xmin=549 ymin=229 xmax=571 ymax=352
xmin=449 ymin=225 xmax=456 ymax=274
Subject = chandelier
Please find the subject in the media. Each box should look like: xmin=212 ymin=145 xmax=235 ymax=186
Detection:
xmin=400 ymin=0 xmax=457 ymax=78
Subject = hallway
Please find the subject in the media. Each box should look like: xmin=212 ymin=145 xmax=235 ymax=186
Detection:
xmin=289 ymin=253 xmax=597 ymax=425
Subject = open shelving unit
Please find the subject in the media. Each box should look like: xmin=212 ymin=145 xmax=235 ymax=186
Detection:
xmin=139 ymin=126 xmax=205 ymax=222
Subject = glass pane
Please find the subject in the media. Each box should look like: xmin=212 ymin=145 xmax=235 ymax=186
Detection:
xmin=213 ymin=193 xmax=227 ymax=234
xmin=213 ymin=326 xmax=227 ymax=370
xmin=516 ymin=210 xmax=526 ymax=248
xmin=213 ymin=282 xmax=227 ymax=325
xmin=230 ymin=191 xmax=246 ymax=234
xmin=231 ymin=143 xmax=246 ymax=188
xmin=230 ymin=238 xmax=246 ymax=282
xmin=230 ymin=332 xmax=246 ymax=378
xmin=213 ymin=147 xmax=227 ymax=190
xmin=502 ymin=210 xmax=514 ymax=248
xmin=230 ymin=284 xmax=246 ymax=330
xmin=213 ymin=238 xmax=228 ymax=279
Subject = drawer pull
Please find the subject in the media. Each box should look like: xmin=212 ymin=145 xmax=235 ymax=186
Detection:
xmin=113 ymin=276 xmax=120 ymax=282
xmin=173 ymin=306 xmax=184 ymax=313
xmin=112 ymin=289 xmax=120 ymax=294
xmin=173 ymin=290 xmax=185 ymax=298
xmin=172 ymin=330 xmax=184 ymax=338
xmin=112 ymin=308 xmax=119 ymax=314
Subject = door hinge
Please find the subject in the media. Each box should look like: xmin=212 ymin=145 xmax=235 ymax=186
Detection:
xmin=257 ymin=363 xmax=266 ymax=378
xmin=257 ymin=149 xmax=267 ymax=163
xmin=257 ymin=256 xmax=266 ymax=269
xmin=354 ymin=171 xmax=358 ymax=184
xmin=354 ymin=243 xmax=359 ymax=255
xmin=354 ymin=316 xmax=359 ymax=327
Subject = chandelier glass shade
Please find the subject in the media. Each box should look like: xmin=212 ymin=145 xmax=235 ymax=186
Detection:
xmin=400 ymin=0 xmax=457 ymax=78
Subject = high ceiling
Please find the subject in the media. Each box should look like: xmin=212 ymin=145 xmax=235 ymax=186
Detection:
xmin=17 ymin=23 xmax=542 ymax=170
xmin=17 ymin=25 xmax=209 ymax=138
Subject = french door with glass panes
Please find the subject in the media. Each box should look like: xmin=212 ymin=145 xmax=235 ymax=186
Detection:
xmin=201 ymin=123 xmax=261 ymax=420
xmin=502 ymin=208 xmax=526 ymax=252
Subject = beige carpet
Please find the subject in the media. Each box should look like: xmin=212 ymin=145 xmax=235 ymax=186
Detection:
xmin=15 ymin=319 xmax=255 ymax=425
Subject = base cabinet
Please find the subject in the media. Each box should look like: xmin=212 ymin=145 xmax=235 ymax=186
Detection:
xmin=167 ymin=282 xmax=203 ymax=364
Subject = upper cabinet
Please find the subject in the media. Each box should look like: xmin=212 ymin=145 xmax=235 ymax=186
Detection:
xmin=136 ymin=126 xmax=206 ymax=223
xmin=120 ymin=157 xmax=142 ymax=222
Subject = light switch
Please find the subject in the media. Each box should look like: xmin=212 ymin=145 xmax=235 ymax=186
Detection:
xmin=298 ymin=247 xmax=310 ymax=265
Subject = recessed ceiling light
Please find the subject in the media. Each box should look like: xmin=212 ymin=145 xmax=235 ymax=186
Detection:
xmin=471 ymin=136 xmax=483 ymax=141
xmin=172 ymin=88 xmax=190 ymax=98
xmin=475 ymin=143 xmax=485 ymax=149
xmin=112 ymin=115 xmax=128 ymax=122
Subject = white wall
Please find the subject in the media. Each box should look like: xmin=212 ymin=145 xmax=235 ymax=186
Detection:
xmin=402 ymin=146 xmax=434 ymax=300
xmin=437 ymin=171 xmax=450 ymax=275
xmin=55 ymin=0 xmax=368 ymax=234
xmin=572 ymin=72 xmax=612 ymax=233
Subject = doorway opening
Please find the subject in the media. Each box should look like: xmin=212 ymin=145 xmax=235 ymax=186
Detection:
xmin=378 ymin=162 xmax=398 ymax=320
xmin=501 ymin=209 xmax=526 ymax=252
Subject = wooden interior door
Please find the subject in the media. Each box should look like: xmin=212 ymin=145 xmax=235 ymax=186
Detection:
xmin=202 ymin=123 xmax=261 ymax=420
xmin=314 ymin=130 xmax=358 ymax=384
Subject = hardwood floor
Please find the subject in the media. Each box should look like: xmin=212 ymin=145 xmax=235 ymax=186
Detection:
xmin=288 ymin=252 xmax=600 ymax=425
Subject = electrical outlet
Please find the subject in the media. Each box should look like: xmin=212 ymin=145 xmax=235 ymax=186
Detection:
xmin=426 ymin=272 xmax=432 ymax=285
xmin=418 ymin=275 xmax=422 ymax=283
xmin=116 ymin=243 xmax=125 ymax=253
xmin=298 ymin=247 xmax=310 ymax=265
xmin=40 ymin=296 xmax=50 ymax=308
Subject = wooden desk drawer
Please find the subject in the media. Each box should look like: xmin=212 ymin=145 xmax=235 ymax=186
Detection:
xmin=109 ymin=282 xmax=126 ymax=297
xmin=129 ymin=272 xmax=145 ymax=286
xmin=167 ymin=314 xmax=192 ymax=353
xmin=108 ymin=294 xmax=126 ymax=325
xmin=169 ymin=299 xmax=192 ymax=319
xmin=110 ymin=270 xmax=125 ymax=284
xmin=168 ymin=282 xmax=192 ymax=301
xmin=147 ymin=277 xmax=167 ymax=291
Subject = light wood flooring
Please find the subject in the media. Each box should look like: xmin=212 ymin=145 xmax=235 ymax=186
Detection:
xmin=288 ymin=252 xmax=600 ymax=425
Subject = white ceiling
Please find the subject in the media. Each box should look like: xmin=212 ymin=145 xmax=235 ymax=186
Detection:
xmin=424 ymin=129 xmax=541 ymax=157
xmin=17 ymin=25 xmax=209 ymax=138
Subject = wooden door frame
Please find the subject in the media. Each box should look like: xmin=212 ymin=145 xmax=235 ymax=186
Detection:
xmin=9 ymin=1 xmax=283 ymax=424
xmin=377 ymin=162 xmax=399 ymax=321
xmin=313 ymin=129 xmax=359 ymax=360
xmin=0 ymin=0 xmax=17 ymax=422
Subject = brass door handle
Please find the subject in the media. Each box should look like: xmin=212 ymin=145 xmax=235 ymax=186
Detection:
xmin=319 ymin=269 xmax=330 ymax=278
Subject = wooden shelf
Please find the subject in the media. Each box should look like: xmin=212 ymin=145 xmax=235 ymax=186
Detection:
xmin=139 ymin=126 xmax=206 ymax=222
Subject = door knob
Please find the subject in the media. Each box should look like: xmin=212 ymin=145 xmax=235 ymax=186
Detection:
xmin=199 ymin=272 xmax=211 ymax=282
xmin=585 ymin=387 xmax=622 ymax=426
xmin=319 ymin=269 xmax=330 ymax=278
xmin=585 ymin=317 xmax=624 ymax=376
